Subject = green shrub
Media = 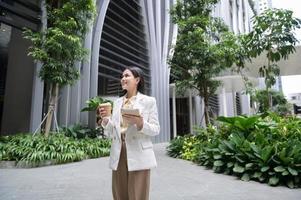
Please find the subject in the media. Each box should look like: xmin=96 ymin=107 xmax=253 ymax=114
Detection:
xmin=167 ymin=113 xmax=301 ymax=188
xmin=166 ymin=136 xmax=185 ymax=158
xmin=0 ymin=133 xmax=111 ymax=167
xmin=252 ymin=90 xmax=291 ymax=115
xmin=77 ymin=137 xmax=111 ymax=159
xmin=81 ymin=96 xmax=113 ymax=112
xmin=61 ymin=124 xmax=103 ymax=139
xmin=180 ymin=135 xmax=200 ymax=161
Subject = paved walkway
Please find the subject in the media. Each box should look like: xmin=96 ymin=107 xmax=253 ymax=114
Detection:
xmin=0 ymin=143 xmax=300 ymax=200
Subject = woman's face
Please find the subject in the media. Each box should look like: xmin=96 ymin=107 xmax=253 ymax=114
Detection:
xmin=121 ymin=69 xmax=140 ymax=92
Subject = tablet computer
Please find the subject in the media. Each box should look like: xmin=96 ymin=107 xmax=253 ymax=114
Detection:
xmin=121 ymin=108 xmax=140 ymax=117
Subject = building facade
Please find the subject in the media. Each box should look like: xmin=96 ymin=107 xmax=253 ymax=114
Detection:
xmin=1 ymin=0 xmax=258 ymax=142
xmin=256 ymin=0 xmax=272 ymax=14
xmin=0 ymin=0 xmax=41 ymax=135
xmin=0 ymin=0 xmax=176 ymax=143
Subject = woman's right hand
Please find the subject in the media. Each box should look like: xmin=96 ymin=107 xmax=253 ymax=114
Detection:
xmin=97 ymin=107 xmax=110 ymax=126
xmin=98 ymin=106 xmax=109 ymax=118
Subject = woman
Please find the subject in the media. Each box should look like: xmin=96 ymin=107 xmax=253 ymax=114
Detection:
xmin=99 ymin=66 xmax=160 ymax=200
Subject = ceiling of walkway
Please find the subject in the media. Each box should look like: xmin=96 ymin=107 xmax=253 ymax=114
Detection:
xmin=244 ymin=45 xmax=301 ymax=77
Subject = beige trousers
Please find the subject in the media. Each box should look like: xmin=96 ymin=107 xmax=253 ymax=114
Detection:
xmin=112 ymin=137 xmax=150 ymax=200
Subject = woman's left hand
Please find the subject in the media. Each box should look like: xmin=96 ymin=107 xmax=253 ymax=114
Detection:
xmin=122 ymin=114 xmax=143 ymax=130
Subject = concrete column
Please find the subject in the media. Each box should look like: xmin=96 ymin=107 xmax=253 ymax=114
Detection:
xmin=238 ymin=0 xmax=245 ymax=33
xmin=241 ymin=93 xmax=251 ymax=115
xmin=142 ymin=0 xmax=172 ymax=142
xmin=58 ymin=85 xmax=70 ymax=127
xmin=69 ymin=63 xmax=81 ymax=124
xmin=29 ymin=0 xmax=46 ymax=133
xmin=194 ymin=96 xmax=202 ymax=127
xmin=29 ymin=63 xmax=44 ymax=132
xmin=232 ymin=0 xmax=239 ymax=34
xmin=172 ymin=84 xmax=177 ymax=138
xmin=1 ymin=29 xmax=34 ymax=134
xmin=189 ymin=90 xmax=193 ymax=134
xmin=200 ymin=98 xmax=206 ymax=127
xmin=220 ymin=87 xmax=228 ymax=117
xmin=80 ymin=25 xmax=93 ymax=125
xmin=220 ymin=0 xmax=230 ymax=26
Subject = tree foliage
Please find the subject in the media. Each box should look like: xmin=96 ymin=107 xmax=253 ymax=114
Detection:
xmin=252 ymin=90 xmax=291 ymax=115
xmin=169 ymin=0 xmax=242 ymax=125
xmin=23 ymin=0 xmax=96 ymax=135
xmin=24 ymin=0 xmax=96 ymax=86
xmin=245 ymin=9 xmax=301 ymax=108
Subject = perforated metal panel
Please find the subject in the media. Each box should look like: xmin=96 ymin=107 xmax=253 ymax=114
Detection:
xmin=236 ymin=92 xmax=242 ymax=115
xmin=98 ymin=0 xmax=150 ymax=96
xmin=208 ymin=94 xmax=219 ymax=118
xmin=0 ymin=0 xmax=40 ymax=31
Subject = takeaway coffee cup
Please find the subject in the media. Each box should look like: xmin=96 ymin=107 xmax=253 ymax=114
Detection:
xmin=98 ymin=102 xmax=112 ymax=117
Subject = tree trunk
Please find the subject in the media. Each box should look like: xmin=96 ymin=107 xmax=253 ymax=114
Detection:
xmin=203 ymin=90 xmax=210 ymax=127
xmin=44 ymin=83 xmax=59 ymax=136
xmin=265 ymin=87 xmax=270 ymax=112
xmin=268 ymin=92 xmax=273 ymax=109
xmin=266 ymin=50 xmax=273 ymax=109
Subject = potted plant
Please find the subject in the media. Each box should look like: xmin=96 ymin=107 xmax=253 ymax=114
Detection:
xmin=81 ymin=96 xmax=113 ymax=124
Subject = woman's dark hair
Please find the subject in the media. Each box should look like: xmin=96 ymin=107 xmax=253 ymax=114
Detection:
xmin=122 ymin=66 xmax=145 ymax=94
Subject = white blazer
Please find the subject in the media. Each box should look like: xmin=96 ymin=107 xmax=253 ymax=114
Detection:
xmin=102 ymin=92 xmax=160 ymax=171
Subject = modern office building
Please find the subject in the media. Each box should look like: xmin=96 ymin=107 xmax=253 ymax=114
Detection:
xmin=256 ymin=0 xmax=272 ymax=14
xmin=0 ymin=0 xmax=176 ymax=143
xmin=0 ymin=0 xmax=259 ymax=142
xmin=214 ymin=0 xmax=253 ymax=34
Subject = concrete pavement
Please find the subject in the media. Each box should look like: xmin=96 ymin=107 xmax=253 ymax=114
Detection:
xmin=0 ymin=143 xmax=300 ymax=200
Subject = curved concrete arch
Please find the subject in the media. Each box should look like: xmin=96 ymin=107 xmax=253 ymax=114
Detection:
xmin=57 ymin=0 xmax=111 ymax=127
xmin=58 ymin=0 xmax=176 ymax=143
xmin=88 ymin=0 xmax=111 ymax=127
xmin=141 ymin=0 xmax=177 ymax=142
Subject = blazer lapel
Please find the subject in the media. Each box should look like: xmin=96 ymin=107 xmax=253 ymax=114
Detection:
xmin=115 ymin=93 xmax=145 ymax=137
xmin=113 ymin=98 xmax=123 ymax=140
xmin=133 ymin=92 xmax=145 ymax=115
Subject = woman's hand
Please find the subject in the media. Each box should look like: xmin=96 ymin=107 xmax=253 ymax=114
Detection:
xmin=98 ymin=107 xmax=110 ymax=118
xmin=122 ymin=114 xmax=144 ymax=130
xmin=97 ymin=107 xmax=111 ymax=126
